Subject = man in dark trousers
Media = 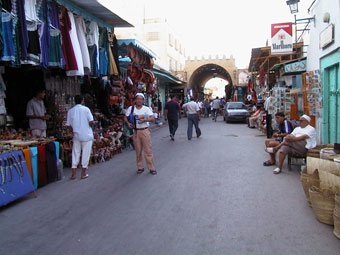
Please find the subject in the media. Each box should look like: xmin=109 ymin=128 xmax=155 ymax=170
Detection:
xmin=164 ymin=95 xmax=181 ymax=141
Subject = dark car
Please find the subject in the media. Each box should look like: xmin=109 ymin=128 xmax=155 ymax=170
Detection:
xmin=223 ymin=102 xmax=250 ymax=123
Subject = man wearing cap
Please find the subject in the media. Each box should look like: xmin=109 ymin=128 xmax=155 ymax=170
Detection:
xmin=271 ymin=114 xmax=316 ymax=174
xmin=124 ymin=93 xmax=157 ymax=175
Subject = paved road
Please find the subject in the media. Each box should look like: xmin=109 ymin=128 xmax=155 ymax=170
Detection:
xmin=1 ymin=117 xmax=339 ymax=255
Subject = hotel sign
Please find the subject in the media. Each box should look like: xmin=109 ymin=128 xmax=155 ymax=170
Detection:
xmin=271 ymin=23 xmax=293 ymax=55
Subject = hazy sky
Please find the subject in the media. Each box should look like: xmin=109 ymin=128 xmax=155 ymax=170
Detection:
xmin=101 ymin=0 xmax=315 ymax=69
xmin=145 ymin=0 xmax=315 ymax=69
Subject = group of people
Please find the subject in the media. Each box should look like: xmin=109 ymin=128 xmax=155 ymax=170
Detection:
xmin=263 ymin=113 xmax=316 ymax=174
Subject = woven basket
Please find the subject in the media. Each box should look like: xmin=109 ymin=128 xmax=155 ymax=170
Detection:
xmin=300 ymin=169 xmax=320 ymax=206
xmin=309 ymin=187 xmax=335 ymax=225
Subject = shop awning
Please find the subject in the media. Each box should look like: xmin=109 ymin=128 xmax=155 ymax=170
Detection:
xmin=117 ymin=39 xmax=157 ymax=59
xmin=270 ymin=57 xmax=307 ymax=75
xmin=147 ymin=69 xmax=185 ymax=85
xmin=56 ymin=0 xmax=133 ymax=30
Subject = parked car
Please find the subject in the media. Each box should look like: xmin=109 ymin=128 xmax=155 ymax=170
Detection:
xmin=223 ymin=102 xmax=250 ymax=123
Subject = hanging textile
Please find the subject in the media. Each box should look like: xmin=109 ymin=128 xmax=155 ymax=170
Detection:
xmin=37 ymin=145 xmax=47 ymax=188
xmin=48 ymin=29 xmax=63 ymax=68
xmin=24 ymin=0 xmax=37 ymax=21
xmin=22 ymin=148 xmax=33 ymax=180
xmin=0 ymin=1 xmax=3 ymax=58
xmin=37 ymin=0 xmax=50 ymax=68
xmin=30 ymin=146 xmax=38 ymax=189
xmin=16 ymin=0 xmax=29 ymax=58
xmin=99 ymin=48 xmax=108 ymax=75
xmin=111 ymin=34 xmax=120 ymax=75
xmin=66 ymin=11 xmax=84 ymax=76
xmin=48 ymin=0 xmax=60 ymax=29
xmin=1 ymin=12 xmax=15 ymax=62
xmin=88 ymin=45 xmax=98 ymax=77
xmin=86 ymin=21 xmax=99 ymax=75
xmin=75 ymin=15 xmax=91 ymax=73
xmin=45 ymin=142 xmax=58 ymax=183
xmin=3 ymin=0 xmax=12 ymax=12
xmin=21 ymin=21 xmax=41 ymax=65
xmin=59 ymin=5 xmax=77 ymax=71
xmin=54 ymin=141 xmax=60 ymax=159
xmin=108 ymin=46 xmax=118 ymax=76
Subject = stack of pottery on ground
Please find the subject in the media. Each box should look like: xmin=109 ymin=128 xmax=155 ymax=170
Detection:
xmin=300 ymin=143 xmax=340 ymax=240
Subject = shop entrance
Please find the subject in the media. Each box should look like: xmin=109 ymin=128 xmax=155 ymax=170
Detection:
xmin=188 ymin=64 xmax=233 ymax=100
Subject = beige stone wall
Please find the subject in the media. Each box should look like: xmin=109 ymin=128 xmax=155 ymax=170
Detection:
xmin=184 ymin=56 xmax=249 ymax=87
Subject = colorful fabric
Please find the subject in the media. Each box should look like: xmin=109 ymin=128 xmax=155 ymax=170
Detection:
xmin=30 ymin=147 xmax=38 ymax=189
xmin=54 ymin=141 xmax=60 ymax=159
xmin=22 ymin=148 xmax=33 ymax=180
xmin=45 ymin=142 xmax=58 ymax=182
xmin=99 ymin=48 xmax=108 ymax=75
xmin=37 ymin=145 xmax=47 ymax=188
xmin=59 ymin=6 xmax=77 ymax=71
xmin=88 ymin=45 xmax=98 ymax=77
xmin=48 ymin=29 xmax=63 ymax=68
xmin=1 ymin=12 xmax=15 ymax=62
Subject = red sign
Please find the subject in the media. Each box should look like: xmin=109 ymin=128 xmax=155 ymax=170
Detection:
xmin=271 ymin=23 xmax=293 ymax=55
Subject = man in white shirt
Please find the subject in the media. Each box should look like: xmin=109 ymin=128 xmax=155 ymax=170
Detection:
xmin=272 ymin=114 xmax=317 ymax=174
xmin=66 ymin=95 xmax=94 ymax=179
xmin=183 ymin=97 xmax=201 ymax=140
xmin=124 ymin=93 xmax=157 ymax=175
xmin=211 ymin=97 xmax=220 ymax=120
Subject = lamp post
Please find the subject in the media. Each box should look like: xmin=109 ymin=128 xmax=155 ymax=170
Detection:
xmin=286 ymin=0 xmax=299 ymax=14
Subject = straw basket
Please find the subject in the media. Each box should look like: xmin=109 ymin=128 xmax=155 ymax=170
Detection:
xmin=334 ymin=193 xmax=340 ymax=239
xmin=309 ymin=187 xmax=335 ymax=225
xmin=300 ymin=169 xmax=320 ymax=206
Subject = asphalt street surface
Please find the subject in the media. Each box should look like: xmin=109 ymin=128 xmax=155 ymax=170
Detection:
xmin=1 ymin=116 xmax=340 ymax=255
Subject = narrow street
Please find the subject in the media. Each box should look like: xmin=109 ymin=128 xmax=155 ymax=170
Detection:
xmin=1 ymin=117 xmax=339 ymax=255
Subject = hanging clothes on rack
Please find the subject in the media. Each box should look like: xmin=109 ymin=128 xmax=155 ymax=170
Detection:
xmin=111 ymin=34 xmax=120 ymax=75
xmin=59 ymin=5 xmax=77 ymax=71
xmin=15 ymin=0 xmax=29 ymax=58
xmin=108 ymin=45 xmax=118 ymax=76
xmin=75 ymin=15 xmax=91 ymax=74
xmin=37 ymin=0 xmax=50 ymax=68
xmin=47 ymin=0 xmax=64 ymax=68
xmin=1 ymin=12 xmax=15 ymax=62
xmin=86 ymin=20 xmax=99 ymax=77
xmin=66 ymin=11 xmax=83 ymax=76
xmin=2 ymin=0 xmax=12 ymax=12
xmin=99 ymin=48 xmax=108 ymax=76
xmin=24 ymin=0 xmax=37 ymax=21
xmin=21 ymin=21 xmax=41 ymax=65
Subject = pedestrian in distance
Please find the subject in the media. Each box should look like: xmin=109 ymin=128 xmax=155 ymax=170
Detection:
xmin=124 ymin=93 xmax=157 ymax=175
xmin=211 ymin=96 xmax=220 ymax=121
xmin=66 ymin=95 xmax=94 ymax=180
xmin=182 ymin=97 xmax=201 ymax=140
xmin=164 ymin=95 xmax=181 ymax=141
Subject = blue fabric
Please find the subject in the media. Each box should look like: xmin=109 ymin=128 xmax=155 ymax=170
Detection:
xmin=29 ymin=147 xmax=38 ymax=189
xmin=0 ymin=150 xmax=35 ymax=207
xmin=99 ymin=48 xmax=108 ymax=75
xmin=54 ymin=141 xmax=60 ymax=160
xmin=1 ymin=12 xmax=15 ymax=62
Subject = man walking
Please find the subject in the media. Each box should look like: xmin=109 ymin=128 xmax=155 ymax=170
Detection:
xmin=164 ymin=95 xmax=181 ymax=141
xmin=124 ymin=93 xmax=157 ymax=175
xmin=211 ymin=96 xmax=220 ymax=120
xmin=26 ymin=88 xmax=49 ymax=138
xmin=66 ymin=95 xmax=94 ymax=180
xmin=183 ymin=97 xmax=201 ymax=140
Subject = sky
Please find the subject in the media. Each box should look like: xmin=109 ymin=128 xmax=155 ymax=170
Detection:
xmin=100 ymin=0 xmax=315 ymax=69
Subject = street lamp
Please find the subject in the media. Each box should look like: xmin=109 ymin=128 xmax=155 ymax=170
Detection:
xmin=286 ymin=0 xmax=299 ymax=14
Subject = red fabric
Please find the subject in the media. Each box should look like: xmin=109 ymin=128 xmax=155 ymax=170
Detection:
xmin=259 ymin=66 xmax=265 ymax=86
xmin=248 ymin=79 xmax=252 ymax=94
xmin=59 ymin=6 xmax=78 ymax=71
xmin=252 ymin=109 xmax=261 ymax=117
xmin=37 ymin=145 xmax=47 ymax=188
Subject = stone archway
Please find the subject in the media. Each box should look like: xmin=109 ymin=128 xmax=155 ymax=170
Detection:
xmin=189 ymin=64 xmax=233 ymax=100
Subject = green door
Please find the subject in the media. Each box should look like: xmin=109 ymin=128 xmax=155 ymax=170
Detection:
xmin=323 ymin=64 xmax=340 ymax=143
